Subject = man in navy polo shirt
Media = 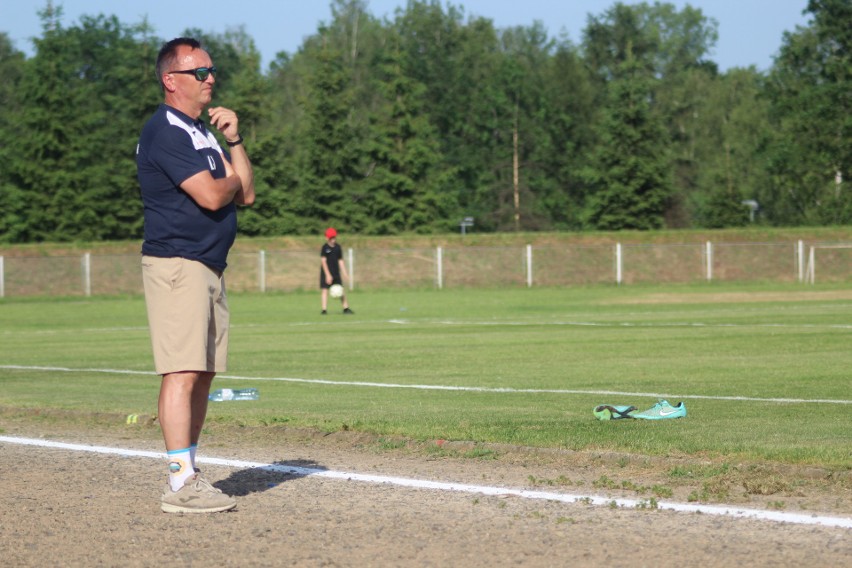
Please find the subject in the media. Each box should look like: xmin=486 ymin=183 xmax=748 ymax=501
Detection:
xmin=137 ymin=37 xmax=255 ymax=513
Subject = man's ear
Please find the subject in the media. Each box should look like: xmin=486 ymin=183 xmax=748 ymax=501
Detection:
xmin=161 ymin=73 xmax=177 ymax=93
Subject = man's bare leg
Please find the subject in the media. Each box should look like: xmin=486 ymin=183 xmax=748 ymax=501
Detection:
xmin=159 ymin=371 xmax=210 ymax=451
xmin=159 ymin=371 xmax=214 ymax=485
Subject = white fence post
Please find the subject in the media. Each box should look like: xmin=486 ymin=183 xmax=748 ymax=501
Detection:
xmin=82 ymin=253 xmax=91 ymax=297
xmin=706 ymin=241 xmax=713 ymax=281
xmin=258 ymin=250 xmax=266 ymax=293
xmin=436 ymin=246 xmax=443 ymax=289
xmin=347 ymin=248 xmax=354 ymax=290
xmin=0 ymin=256 xmax=4 ymax=298
xmin=807 ymin=246 xmax=816 ymax=284
xmin=615 ymin=243 xmax=623 ymax=285
xmin=526 ymin=244 xmax=533 ymax=288
xmin=797 ymin=240 xmax=805 ymax=283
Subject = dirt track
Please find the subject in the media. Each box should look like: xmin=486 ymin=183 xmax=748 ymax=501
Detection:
xmin=1 ymin=416 xmax=850 ymax=567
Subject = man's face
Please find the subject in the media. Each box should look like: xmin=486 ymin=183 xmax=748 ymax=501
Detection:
xmin=168 ymin=46 xmax=215 ymax=107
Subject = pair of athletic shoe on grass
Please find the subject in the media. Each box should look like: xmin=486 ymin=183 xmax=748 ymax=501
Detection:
xmin=593 ymin=399 xmax=687 ymax=421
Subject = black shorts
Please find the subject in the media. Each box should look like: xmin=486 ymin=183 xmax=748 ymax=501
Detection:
xmin=320 ymin=274 xmax=342 ymax=289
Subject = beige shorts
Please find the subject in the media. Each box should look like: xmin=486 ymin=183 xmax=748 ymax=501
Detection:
xmin=141 ymin=256 xmax=229 ymax=375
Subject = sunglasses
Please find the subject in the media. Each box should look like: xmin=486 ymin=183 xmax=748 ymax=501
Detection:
xmin=169 ymin=66 xmax=217 ymax=81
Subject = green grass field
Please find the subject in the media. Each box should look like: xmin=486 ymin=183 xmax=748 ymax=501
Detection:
xmin=1 ymin=283 xmax=850 ymax=468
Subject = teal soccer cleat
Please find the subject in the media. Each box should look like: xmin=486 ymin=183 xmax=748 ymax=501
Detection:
xmin=593 ymin=405 xmax=638 ymax=420
xmin=632 ymin=400 xmax=687 ymax=420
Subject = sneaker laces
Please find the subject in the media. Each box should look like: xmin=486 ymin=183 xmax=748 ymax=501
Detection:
xmin=189 ymin=474 xmax=222 ymax=494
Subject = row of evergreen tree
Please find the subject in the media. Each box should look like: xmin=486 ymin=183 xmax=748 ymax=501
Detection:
xmin=0 ymin=0 xmax=848 ymax=243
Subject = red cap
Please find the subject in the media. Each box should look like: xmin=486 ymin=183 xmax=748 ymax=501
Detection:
xmin=325 ymin=227 xmax=337 ymax=239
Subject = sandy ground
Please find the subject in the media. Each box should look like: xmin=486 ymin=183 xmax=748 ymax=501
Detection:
xmin=1 ymin=414 xmax=849 ymax=567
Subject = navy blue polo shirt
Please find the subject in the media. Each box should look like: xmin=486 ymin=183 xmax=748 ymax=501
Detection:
xmin=136 ymin=104 xmax=236 ymax=272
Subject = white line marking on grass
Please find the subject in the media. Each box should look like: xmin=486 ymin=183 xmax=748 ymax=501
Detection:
xmin=397 ymin=319 xmax=852 ymax=330
xmin=8 ymin=318 xmax=851 ymax=336
xmin=1 ymin=435 xmax=849 ymax=529
xmin=2 ymin=365 xmax=851 ymax=405
xmin=0 ymin=326 xmax=149 ymax=336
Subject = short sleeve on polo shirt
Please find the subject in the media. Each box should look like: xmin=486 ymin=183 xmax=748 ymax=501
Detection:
xmin=149 ymin=122 xmax=210 ymax=187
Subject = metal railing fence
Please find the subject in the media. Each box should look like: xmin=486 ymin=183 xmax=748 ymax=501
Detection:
xmin=1 ymin=240 xmax=849 ymax=298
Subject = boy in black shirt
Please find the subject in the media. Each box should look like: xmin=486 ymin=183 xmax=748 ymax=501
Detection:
xmin=320 ymin=227 xmax=354 ymax=315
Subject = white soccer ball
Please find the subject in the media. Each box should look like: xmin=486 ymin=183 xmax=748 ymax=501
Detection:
xmin=329 ymin=284 xmax=344 ymax=298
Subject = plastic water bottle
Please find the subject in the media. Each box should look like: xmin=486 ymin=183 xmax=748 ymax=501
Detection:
xmin=209 ymin=388 xmax=259 ymax=402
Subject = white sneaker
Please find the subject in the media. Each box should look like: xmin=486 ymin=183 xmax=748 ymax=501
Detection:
xmin=160 ymin=474 xmax=236 ymax=513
